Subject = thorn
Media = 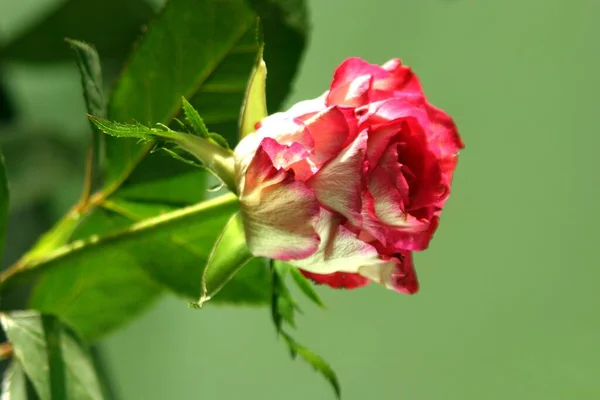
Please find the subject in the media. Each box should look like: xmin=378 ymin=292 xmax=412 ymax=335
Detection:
xmin=207 ymin=182 xmax=225 ymax=192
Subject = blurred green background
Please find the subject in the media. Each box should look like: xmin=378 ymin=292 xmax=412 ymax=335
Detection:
xmin=1 ymin=0 xmax=599 ymax=399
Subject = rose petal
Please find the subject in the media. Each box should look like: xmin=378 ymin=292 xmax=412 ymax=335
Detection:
xmin=300 ymin=270 xmax=370 ymax=289
xmin=388 ymin=215 xmax=439 ymax=251
xmin=358 ymin=251 xmax=419 ymax=294
xmin=327 ymin=58 xmax=386 ymax=106
xmin=285 ymin=93 xmax=327 ymax=120
xmin=307 ymin=129 xmax=368 ymax=227
xmin=304 ymin=106 xmax=357 ymax=166
xmin=256 ymin=112 xmax=314 ymax=150
xmin=374 ymin=58 xmax=422 ymax=96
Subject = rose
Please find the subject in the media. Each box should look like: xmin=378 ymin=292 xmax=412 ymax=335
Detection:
xmin=234 ymin=57 xmax=463 ymax=294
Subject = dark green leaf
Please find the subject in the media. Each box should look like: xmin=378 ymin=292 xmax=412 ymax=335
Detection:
xmin=41 ymin=315 xmax=67 ymax=400
xmin=1 ymin=361 xmax=28 ymax=400
xmin=195 ymin=212 xmax=253 ymax=306
xmin=10 ymin=194 xmax=269 ymax=340
xmin=0 ymin=148 xmax=8 ymax=261
xmin=67 ymin=40 xmax=105 ymax=120
xmin=67 ymin=39 xmax=106 ymax=175
xmin=181 ymin=97 xmax=209 ymax=138
xmin=281 ymin=331 xmax=341 ymax=399
xmin=104 ymin=0 xmax=258 ymax=190
xmin=0 ymin=311 xmax=105 ymax=400
xmin=0 ymin=0 xmax=154 ymax=64
xmin=288 ymin=265 xmax=325 ymax=308
xmin=100 ymin=0 xmax=310 ymax=200
xmin=270 ymin=261 xmax=299 ymax=331
xmin=268 ymin=261 xmax=337 ymax=396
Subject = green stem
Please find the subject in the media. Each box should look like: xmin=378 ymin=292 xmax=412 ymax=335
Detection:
xmin=165 ymin=131 xmax=237 ymax=194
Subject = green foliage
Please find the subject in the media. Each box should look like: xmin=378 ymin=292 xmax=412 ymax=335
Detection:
xmin=281 ymin=331 xmax=341 ymax=399
xmin=271 ymin=261 xmax=301 ymax=330
xmin=181 ymin=97 xmax=210 ymax=138
xmin=67 ymin=39 xmax=106 ymax=176
xmin=67 ymin=40 xmax=106 ymax=121
xmin=1 ymin=311 xmax=105 ymax=400
xmin=103 ymin=0 xmax=257 ymax=190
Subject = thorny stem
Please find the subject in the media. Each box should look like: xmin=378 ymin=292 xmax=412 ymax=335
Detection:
xmin=77 ymin=146 xmax=94 ymax=211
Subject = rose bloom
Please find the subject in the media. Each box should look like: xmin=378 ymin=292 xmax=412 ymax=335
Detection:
xmin=234 ymin=57 xmax=463 ymax=294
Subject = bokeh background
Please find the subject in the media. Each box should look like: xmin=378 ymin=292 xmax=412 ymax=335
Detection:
xmin=1 ymin=0 xmax=599 ymax=399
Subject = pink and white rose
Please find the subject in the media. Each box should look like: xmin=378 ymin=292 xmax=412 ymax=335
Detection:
xmin=234 ymin=57 xmax=463 ymax=294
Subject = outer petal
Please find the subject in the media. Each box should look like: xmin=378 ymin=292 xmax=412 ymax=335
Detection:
xmin=285 ymin=93 xmax=327 ymax=120
xmin=358 ymin=251 xmax=418 ymax=294
xmin=291 ymin=209 xmax=382 ymax=275
xmin=372 ymin=58 xmax=423 ymax=98
xmin=327 ymin=58 xmax=387 ymax=106
xmin=307 ymin=129 xmax=368 ymax=227
xmin=239 ymin=140 xmax=320 ymax=260
xmin=388 ymin=215 xmax=439 ymax=252
xmin=300 ymin=270 xmax=370 ymax=289
xmin=256 ymin=113 xmax=314 ymax=150
xmin=327 ymin=61 xmax=370 ymax=106
xmin=303 ymin=106 xmax=357 ymax=166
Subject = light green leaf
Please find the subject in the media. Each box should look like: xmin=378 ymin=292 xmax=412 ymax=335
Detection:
xmin=239 ymin=45 xmax=268 ymax=138
xmin=1 ymin=361 xmax=27 ymax=400
xmin=196 ymin=212 xmax=253 ymax=306
xmin=88 ymin=117 xmax=169 ymax=142
xmin=181 ymin=97 xmax=209 ymax=138
xmin=269 ymin=261 xmax=337 ymax=397
xmin=0 ymin=149 xmax=8 ymax=261
xmin=281 ymin=331 xmax=341 ymax=399
xmin=0 ymin=311 xmax=105 ymax=400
